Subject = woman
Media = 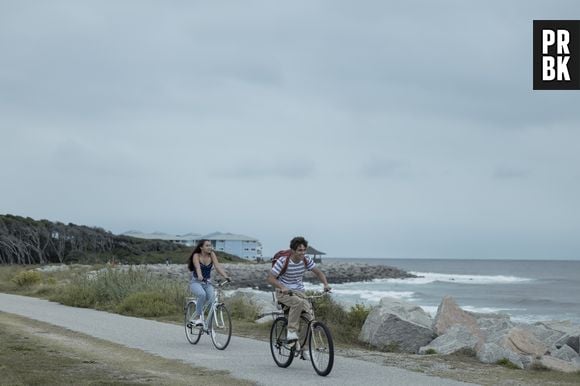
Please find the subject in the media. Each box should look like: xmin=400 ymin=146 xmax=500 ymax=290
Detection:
xmin=187 ymin=239 xmax=230 ymax=326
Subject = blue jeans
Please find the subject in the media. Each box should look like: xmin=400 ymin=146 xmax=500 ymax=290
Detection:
xmin=189 ymin=279 xmax=215 ymax=319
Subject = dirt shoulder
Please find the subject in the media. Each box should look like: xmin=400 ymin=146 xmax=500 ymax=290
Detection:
xmin=0 ymin=312 xmax=252 ymax=386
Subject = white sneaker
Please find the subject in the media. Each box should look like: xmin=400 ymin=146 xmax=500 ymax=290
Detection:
xmin=191 ymin=317 xmax=203 ymax=326
xmin=286 ymin=331 xmax=298 ymax=341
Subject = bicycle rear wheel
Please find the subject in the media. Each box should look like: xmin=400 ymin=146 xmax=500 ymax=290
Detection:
xmin=210 ymin=304 xmax=232 ymax=350
xmin=309 ymin=321 xmax=334 ymax=376
xmin=184 ymin=301 xmax=202 ymax=344
xmin=270 ymin=317 xmax=295 ymax=368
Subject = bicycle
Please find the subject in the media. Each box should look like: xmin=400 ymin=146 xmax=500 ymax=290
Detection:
xmin=268 ymin=290 xmax=334 ymax=376
xmin=184 ymin=278 xmax=232 ymax=350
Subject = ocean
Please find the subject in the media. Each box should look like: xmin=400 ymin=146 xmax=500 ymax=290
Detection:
xmin=305 ymin=258 xmax=580 ymax=325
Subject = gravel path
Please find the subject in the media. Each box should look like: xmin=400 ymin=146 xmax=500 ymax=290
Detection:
xmin=0 ymin=293 xmax=477 ymax=386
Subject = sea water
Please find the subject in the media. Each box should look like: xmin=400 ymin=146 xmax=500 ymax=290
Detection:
xmin=305 ymin=258 xmax=580 ymax=324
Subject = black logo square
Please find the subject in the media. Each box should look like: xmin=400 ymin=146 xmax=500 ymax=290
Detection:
xmin=533 ymin=20 xmax=580 ymax=90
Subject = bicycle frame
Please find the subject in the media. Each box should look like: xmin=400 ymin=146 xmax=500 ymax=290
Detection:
xmin=187 ymin=280 xmax=227 ymax=328
xmin=268 ymin=291 xmax=334 ymax=376
xmin=185 ymin=279 xmax=232 ymax=350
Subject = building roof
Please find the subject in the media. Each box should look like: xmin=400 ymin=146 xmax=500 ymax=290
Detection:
xmin=201 ymin=232 xmax=259 ymax=242
xmin=306 ymin=246 xmax=326 ymax=255
xmin=122 ymin=231 xmax=201 ymax=242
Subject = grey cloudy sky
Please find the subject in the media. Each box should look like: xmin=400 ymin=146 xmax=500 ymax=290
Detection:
xmin=2 ymin=1 xmax=579 ymax=259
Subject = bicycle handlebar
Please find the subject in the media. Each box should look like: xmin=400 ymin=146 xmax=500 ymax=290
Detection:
xmin=287 ymin=289 xmax=331 ymax=298
xmin=201 ymin=278 xmax=232 ymax=287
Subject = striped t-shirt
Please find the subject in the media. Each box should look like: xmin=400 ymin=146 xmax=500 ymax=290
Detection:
xmin=271 ymin=255 xmax=316 ymax=291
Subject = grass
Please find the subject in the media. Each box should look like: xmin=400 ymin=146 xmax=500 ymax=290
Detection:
xmin=496 ymin=358 xmax=521 ymax=370
xmin=0 ymin=312 xmax=250 ymax=386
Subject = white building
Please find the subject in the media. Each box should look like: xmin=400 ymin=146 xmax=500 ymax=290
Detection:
xmin=202 ymin=232 xmax=263 ymax=260
xmin=122 ymin=231 xmax=262 ymax=260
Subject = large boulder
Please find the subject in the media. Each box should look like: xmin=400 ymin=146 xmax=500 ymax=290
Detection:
xmin=359 ymin=297 xmax=434 ymax=353
xmin=537 ymin=356 xmax=580 ymax=373
xmin=552 ymin=345 xmax=580 ymax=362
xmin=533 ymin=320 xmax=580 ymax=355
xmin=502 ymin=327 xmax=548 ymax=358
xmin=563 ymin=336 xmax=580 ymax=354
xmin=518 ymin=322 xmax=566 ymax=349
xmin=419 ymin=324 xmax=479 ymax=355
xmin=477 ymin=342 xmax=525 ymax=369
xmin=433 ymin=296 xmax=480 ymax=337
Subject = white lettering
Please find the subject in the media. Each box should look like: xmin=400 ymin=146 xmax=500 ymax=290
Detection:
xmin=557 ymin=30 xmax=570 ymax=54
xmin=557 ymin=56 xmax=570 ymax=80
xmin=543 ymin=56 xmax=556 ymax=80
xmin=543 ymin=30 xmax=555 ymax=54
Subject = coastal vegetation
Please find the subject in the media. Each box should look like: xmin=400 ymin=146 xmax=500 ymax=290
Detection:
xmin=0 ymin=264 xmax=370 ymax=346
xmin=0 ymin=214 xmax=244 ymax=265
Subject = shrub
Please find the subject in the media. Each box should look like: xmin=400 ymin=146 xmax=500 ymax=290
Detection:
xmin=116 ymin=292 xmax=176 ymax=317
xmin=347 ymin=303 xmax=371 ymax=329
xmin=424 ymin=348 xmax=437 ymax=355
xmin=11 ymin=270 xmax=42 ymax=287
xmin=496 ymin=358 xmax=520 ymax=369
xmin=309 ymin=293 xmax=372 ymax=344
xmin=50 ymin=266 xmax=186 ymax=314
xmin=225 ymin=295 xmax=260 ymax=322
xmin=381 ymin=342 xmax=401 ymax=352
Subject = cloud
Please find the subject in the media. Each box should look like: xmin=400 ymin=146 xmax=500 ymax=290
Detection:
xmin=1 ymin=0 xmax=580 ymax=259
xmin=493 ymin=166 xmax=530 ymax=180
xmin=214 ymin=159 xmax=316 ymax=179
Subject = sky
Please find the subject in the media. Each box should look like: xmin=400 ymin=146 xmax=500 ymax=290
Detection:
xmin=1 ymin=1 xmax=580 ymax=260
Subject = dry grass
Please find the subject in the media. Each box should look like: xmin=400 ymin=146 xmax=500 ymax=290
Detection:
xmin=0 ymin=312 xmax=251 ymax=385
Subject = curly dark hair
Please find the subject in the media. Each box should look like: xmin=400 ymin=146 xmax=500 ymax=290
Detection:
xmin=289 ymin=236 xmax=308 ymax=251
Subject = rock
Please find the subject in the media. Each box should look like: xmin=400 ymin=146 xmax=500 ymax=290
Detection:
xmin=503 ymin=327 xmax=548 ymax=358
xmin=533 ymin=320 xmax=580 ymax=355
xmin=419 ymin=325 xmax=479 ymax=355
xmin=564 ymin=336 xmax=580 ymax=353
xmin=551 ymin=344 xmax=580 ymax=362
xmin=538 ymin=356 xmax=580 ymax=373
xmin=359 ymin=297 xmax=434 ymax=353
xmin=432 ymin=296 xmax=482 ymax=342
xmin=476 ymin=342 xmax=525 ymax=369
xmin=518 ymin=322 xmax=566 ymax=349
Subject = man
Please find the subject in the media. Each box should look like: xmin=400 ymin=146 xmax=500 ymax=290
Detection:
xmin=266 ymin=236 xmax=331 ymax=341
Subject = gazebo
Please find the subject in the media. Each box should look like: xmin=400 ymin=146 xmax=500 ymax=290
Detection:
xmin=306 ymin=246 xmax=326 ymax=263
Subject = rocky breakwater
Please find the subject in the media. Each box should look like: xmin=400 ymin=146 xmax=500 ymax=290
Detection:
xmin=220 ymin=262 xmax=416 ymax=290
xmin=112 ymin=262 xmax=415 ymax=291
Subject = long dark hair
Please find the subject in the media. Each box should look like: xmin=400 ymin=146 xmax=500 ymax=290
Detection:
xmin=187 ymin=239 xmax=211 ymax=271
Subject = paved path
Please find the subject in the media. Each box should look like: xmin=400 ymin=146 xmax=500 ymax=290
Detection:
xmin=0 ymin=293 xmax=477 ymax=386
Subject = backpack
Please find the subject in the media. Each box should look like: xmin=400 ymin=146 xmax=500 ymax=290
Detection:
xmin=271 ymin=249 xmax=307 ymax=278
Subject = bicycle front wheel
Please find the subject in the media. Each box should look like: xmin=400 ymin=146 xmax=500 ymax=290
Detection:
xmin=209 ymin=304 xmax=232 ymax=350
xmin=184 ymin=301 xmax=202 ymax=344
xmin=309 ymin=321 xmax=334 ymax=376
xmin=270 ymin=317 xmax=295 ymax=368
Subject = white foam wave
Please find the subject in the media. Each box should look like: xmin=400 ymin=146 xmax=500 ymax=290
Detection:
xmin=420 ymin=305 xmax=515 ymax=317
xmin=331 ymin=289 xmax=415 ymax=303
xmin=380 ymin=272 xmax=532 ymax=285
